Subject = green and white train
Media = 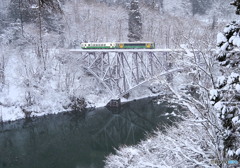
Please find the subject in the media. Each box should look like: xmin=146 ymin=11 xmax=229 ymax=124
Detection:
xmin=81 ymin=42 xmax=155 ymax=49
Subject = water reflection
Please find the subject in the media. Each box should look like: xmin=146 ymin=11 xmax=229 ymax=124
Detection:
xmin=0 ymin=97 xmax=181 ymax=168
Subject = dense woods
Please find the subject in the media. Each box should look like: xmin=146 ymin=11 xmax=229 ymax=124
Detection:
xmin=0 ymin=0 xmax=240 ymax=167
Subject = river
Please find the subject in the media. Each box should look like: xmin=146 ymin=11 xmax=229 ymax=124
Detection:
xmin=0 ymin=97 xmax=181 ymax=168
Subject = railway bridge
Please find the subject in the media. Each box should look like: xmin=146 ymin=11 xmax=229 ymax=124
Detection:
xmin=70 ymin=49 xmax=190 ymax=99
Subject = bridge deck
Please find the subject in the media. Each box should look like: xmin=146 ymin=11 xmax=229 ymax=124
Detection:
xmin=70 ymin=49 xmax=184 ymax=52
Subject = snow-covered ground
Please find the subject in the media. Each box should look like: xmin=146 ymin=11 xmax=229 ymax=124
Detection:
xmin=0 ymin=49 xmax=69 ymax=122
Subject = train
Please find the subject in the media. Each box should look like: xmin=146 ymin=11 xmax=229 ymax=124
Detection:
xmin=81 ymin=42 xmax=155 ymax=49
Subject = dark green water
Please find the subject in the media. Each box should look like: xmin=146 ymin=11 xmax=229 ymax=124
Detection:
xmin=0 ymin=97 xmax=181 ymax=168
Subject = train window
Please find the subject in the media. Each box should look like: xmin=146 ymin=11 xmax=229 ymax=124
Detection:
xmin=124 ymin=43 xmax=145 ymax=46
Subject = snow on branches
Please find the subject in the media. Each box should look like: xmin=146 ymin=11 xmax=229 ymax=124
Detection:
xmin=128 ymin=0 xmax=142 ymax=42
xmin=215 ymin=20 xmax=240 ymax=161
xmin=105 ymin=122 xmax=216 ymax=168
xmin=216 ymin=21 xmax=240 ymax=67
xmin=231 ymin=0 xmax=240 ymax=15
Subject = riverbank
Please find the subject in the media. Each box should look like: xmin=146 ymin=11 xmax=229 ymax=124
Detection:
xmin=104 ymin=121 xmax=214 ymax=168
xmin=0 ymin=66 xmax=164 ymax=122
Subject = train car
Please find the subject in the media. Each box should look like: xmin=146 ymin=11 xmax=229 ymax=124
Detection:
xmin=115 ymin=42 xmax=155 ymax=49
xmin=81 ymin=42 xmax=155 ymax=49
xmin=81 ymin=42 xmax=116 ymax=49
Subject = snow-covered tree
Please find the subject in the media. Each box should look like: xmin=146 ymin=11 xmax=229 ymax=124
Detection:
xmin=0 ymin=46 xmax=7 ymax=90
xmin=128 ymin=0 xmax=142 ymax=42
xmin=181 ymin=0 xmax=193 ymax=16
xmin=231 ymin=0 xmax=240 ymax=15
xmin=105 ymin=32 xmax=223 ymax=167
xmin=213 ymin=19 xmax=240 ymax=162
xmin=105 ymin=121 xmax=216 ymax=168
xmin=190 ymin=0 xmax=210 ymax=16
xmin=206 ymin=0 xmax=233 ymax=21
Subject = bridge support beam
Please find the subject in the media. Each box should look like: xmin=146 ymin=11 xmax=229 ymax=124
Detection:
xmin=80 ymin=50 xmax=177 ymax=97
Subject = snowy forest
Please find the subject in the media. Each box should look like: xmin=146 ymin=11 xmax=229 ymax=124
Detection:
xmin=0 ymin=0 xmax=240 ymax=167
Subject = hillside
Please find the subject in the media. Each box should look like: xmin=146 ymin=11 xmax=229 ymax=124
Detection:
xmin=0 ymin=0 xmax=236 ymax=122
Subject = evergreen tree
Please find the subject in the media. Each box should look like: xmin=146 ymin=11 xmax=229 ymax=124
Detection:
xmin=211 ymin=2 xmax=240 ymax=163
xmin=190 ymin=0 xmax=209 ymax=15
xmin=8 ymin=0 xmax=37 ymax=23
xmin=128 ymin=0 xmax=142 ymax=42
xmin=7 ymin=0 xmax=63 ymax=30
xmin=231 ymin=0 xmax=240 ymax=15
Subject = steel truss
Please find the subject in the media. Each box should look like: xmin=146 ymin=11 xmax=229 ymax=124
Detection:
xmin=80 ymin=50 xmax=178 ymax=97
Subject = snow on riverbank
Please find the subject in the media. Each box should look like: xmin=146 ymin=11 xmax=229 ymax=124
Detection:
xmin=105 ymin=121 xmax=215 ymax=168
xmin=0 ymin=82 xmax=159 ymax=122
